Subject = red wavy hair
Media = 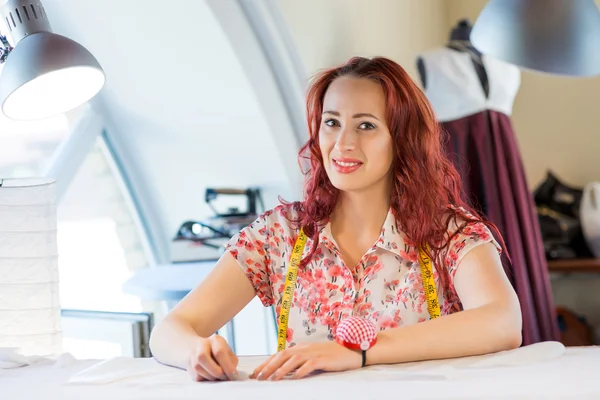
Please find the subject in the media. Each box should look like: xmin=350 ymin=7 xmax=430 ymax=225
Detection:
xmin=283 ymin=56 xmax=506 ymax=296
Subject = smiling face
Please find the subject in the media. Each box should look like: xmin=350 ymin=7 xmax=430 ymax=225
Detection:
xmin=319 ymin=76 xmax=395 ymax=194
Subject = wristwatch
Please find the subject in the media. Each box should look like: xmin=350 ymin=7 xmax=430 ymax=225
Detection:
xmin=335 ymin=316 xmax=378 ymax=367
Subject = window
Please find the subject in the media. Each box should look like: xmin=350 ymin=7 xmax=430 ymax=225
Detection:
xmin=56 ymin=137 xmax=158 ymax=358
xmin=57 ymin=138 xmax=149 ymax=312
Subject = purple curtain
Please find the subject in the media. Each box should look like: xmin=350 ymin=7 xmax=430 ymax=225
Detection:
xmin=442 ymin=110 xmax=560 ymax=345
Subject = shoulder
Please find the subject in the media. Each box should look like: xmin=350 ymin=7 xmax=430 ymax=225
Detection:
xmin=252 ymin=203 xmax=299 ymax=229
xmin=444 ymin=206 xmax=502 ymax=256
xmin=225 ymin=205 xmax=296 ymax=260
xmin=229 ymin=203 xmax=301 ymax=245
xmin=433 ymin=206 xmax=502 ymax=284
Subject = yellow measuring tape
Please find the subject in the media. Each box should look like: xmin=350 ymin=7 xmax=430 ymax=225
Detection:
xmin=418 ymin=247 xmax=441 ymax=319
xmin=276 ymin=228 xmax=440 ymax=351
xmin=277 ymin=228 xmax=308 ymax=351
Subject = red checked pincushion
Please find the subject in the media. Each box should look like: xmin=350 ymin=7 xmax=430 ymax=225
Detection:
xmin=335 ymin=316 xmax=378 ymax=351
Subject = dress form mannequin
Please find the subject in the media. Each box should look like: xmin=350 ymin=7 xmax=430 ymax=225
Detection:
xmin=416 ymin=19 xmax=489 ymax=97
xmin=414 ymin=25 xmax=560 ymax=345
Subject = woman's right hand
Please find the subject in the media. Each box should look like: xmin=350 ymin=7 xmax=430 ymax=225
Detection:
xmin=187 ymin=334 xmax=239 ymax=381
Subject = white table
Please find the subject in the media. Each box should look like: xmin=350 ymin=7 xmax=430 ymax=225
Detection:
xmin=3 ymin=342 xmax=600 ymax=399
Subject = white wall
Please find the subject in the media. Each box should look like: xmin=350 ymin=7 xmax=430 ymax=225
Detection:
xmin=277 ymin=0 xmax=448 ymax=81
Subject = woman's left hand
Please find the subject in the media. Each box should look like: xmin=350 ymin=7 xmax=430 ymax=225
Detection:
xmin=250 ymin=341 xmax=362 ymax=381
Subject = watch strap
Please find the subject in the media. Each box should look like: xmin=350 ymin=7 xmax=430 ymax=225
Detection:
xmin=361 ymin=349 xmax=367 ymax=367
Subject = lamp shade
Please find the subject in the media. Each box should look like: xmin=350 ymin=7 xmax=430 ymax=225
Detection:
xmin=0 ymin=0 xmax=105 ymax=120
xmin=0 ymin=32 xmax=105 ymax=120
xmin=471 ymin=0 xmax=600 ymax=77
xmin=0 ymin=178 xmax=62 ymax=357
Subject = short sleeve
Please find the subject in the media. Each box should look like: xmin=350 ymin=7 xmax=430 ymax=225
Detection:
xmin=445 ymin=220 xmax=502 ymax=281
xmin=224 ymin=210 xmax=276 ymax=307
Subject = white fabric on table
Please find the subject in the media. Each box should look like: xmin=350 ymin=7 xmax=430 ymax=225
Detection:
xmin=3 ymin=341 xmax=599 ymax=400
xmin=66 ymin=356 xmax=253 ymax=385
xmin=0 ymin=347 xmax=77 ymax=370
xmin=0 ymin=347 xmax=47 ymax=369
xmin=65 ymin=340 xmax=566 ymax=384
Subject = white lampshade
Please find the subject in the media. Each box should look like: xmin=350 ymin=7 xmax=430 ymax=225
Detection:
xmin=0 ymin=178 xmax=61 ymax=357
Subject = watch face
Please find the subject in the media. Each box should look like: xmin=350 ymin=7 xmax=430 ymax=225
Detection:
xmin=360 ymin=340 xmax=371 ymax=351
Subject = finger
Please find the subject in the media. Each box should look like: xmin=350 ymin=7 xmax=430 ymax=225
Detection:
xmin=250 ymin=354 xmax=276 ymax=379
xmin=270 ymin=354 xmax=305 ymax=381
xmin=190 ymin=364 xmax=215 ymax=382
xmin=211 ymin=336 xmax=239 ymax=380
xmin=256 ymin=351 xmax=291 ymax=381
xmin=195 ymin=342 xmax=225 ymax=380
xmin=188 ymin=353 xmax=214 ymax=382
xmin=292 ymin=359 xmax=320 ymax=380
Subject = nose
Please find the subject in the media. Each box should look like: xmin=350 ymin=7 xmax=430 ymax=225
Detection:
xmin=334 ymin=127 xmax=357 ymax=152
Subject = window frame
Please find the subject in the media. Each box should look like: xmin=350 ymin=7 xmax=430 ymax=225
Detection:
xmin=61 ymin=309 xmax=154 ymax=358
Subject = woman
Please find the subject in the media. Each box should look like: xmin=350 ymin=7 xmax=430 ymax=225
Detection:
xmin=149 ymin=56 xmax=522 ymax=382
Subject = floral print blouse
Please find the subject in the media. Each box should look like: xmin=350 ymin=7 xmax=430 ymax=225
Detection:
xmin=225 ymin=204 xmax=499 ymax=348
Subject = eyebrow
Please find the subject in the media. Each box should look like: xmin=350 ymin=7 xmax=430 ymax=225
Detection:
xmin=322 ymin=110 xmax=380 ymax=121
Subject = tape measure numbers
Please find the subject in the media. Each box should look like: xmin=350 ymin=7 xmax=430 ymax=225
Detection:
xmin=276 ymin=228 xmax=308 ymax=352
xmin=418 ymin=247 xmax=441 ymax=319
xmin=276 ymin=228 xmax=440 ymax=351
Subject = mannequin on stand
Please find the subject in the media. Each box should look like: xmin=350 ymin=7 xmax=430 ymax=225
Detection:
xmin=415 ymin=22 xmax=560 ymax=345
xmin=416 ymin=19 xmax=488 ymax=97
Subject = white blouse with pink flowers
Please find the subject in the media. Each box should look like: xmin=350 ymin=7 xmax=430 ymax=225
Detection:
xmin=225 ymin=204 xmax=499 ymax=348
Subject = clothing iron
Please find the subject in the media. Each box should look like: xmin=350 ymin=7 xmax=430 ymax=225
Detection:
xmin=171 ymin=187 xmax=263 ymax=262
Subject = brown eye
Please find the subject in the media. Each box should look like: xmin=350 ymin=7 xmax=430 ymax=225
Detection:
xmin=359 ymin=122 xmax=376 ymax=130
xmin=324 ymin=119 xmax=339 ymax=127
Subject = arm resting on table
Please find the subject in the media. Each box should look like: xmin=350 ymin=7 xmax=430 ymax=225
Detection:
xmin=149 ymin=252 xmax=255 ymax=369
xmin=367 ymin=242 xmax=523 ymax=365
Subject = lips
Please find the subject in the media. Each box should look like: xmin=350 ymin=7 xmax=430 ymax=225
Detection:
xmin=332 ymin=158 xmax=363 ymax=174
